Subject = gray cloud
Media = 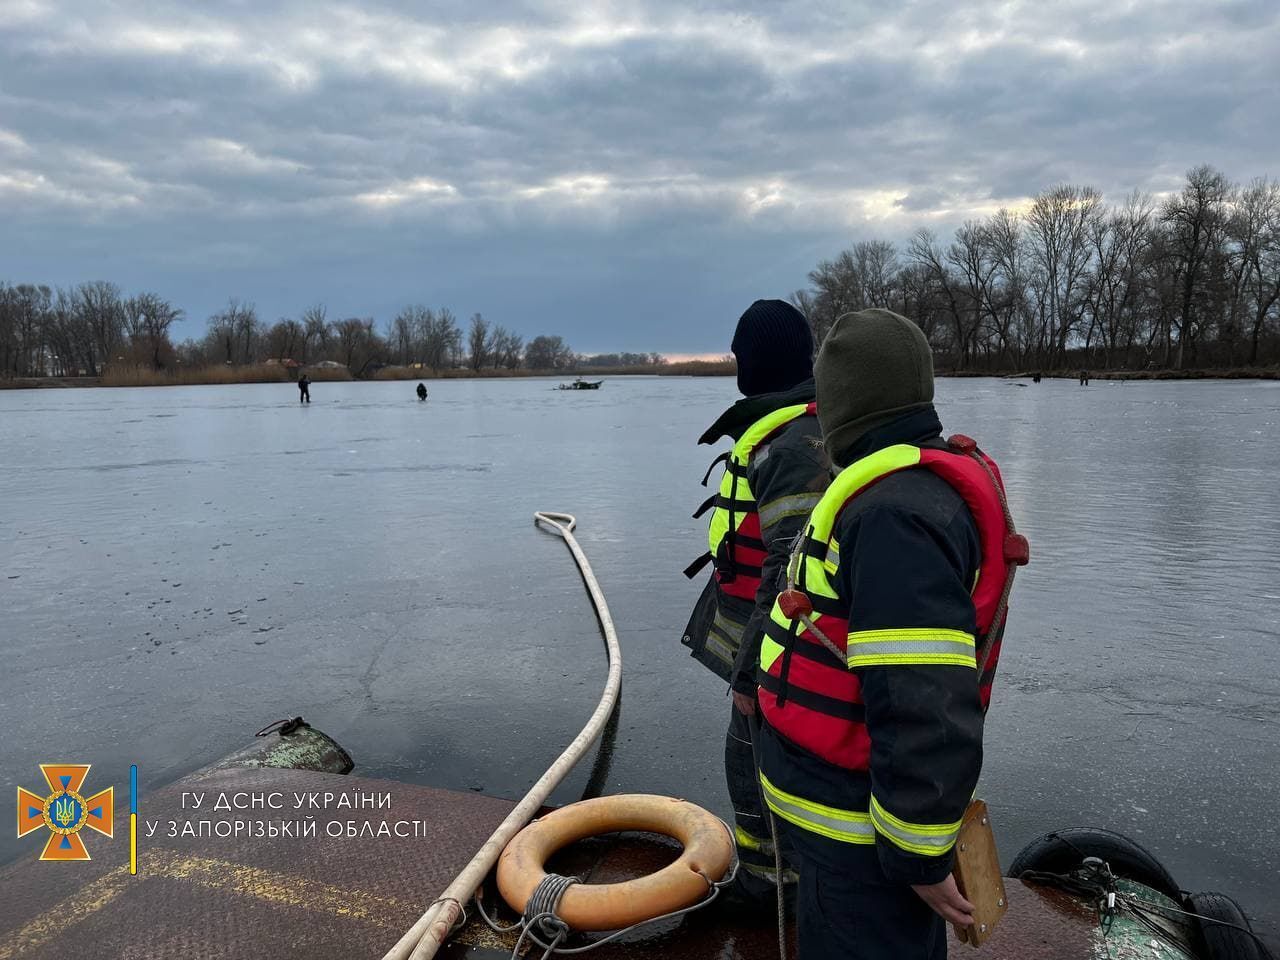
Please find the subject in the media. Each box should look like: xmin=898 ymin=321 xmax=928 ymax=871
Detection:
xmin=2 ymin=0 xmax=1277 ymax=351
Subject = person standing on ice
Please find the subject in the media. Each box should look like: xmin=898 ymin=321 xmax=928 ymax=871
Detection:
xmin=417 ymin=382 xmax=428 ymax=401
xmin=298 ymin=373 xmax=311 ymax=403
xmin=754 ymin=308 xmax=1026 ymax=959
xmin=680 ymin=299 xmax=828 ymax=911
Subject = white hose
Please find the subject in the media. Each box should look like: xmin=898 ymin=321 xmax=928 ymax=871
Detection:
xmin=382 ymin=512 xmax=624 ymax=960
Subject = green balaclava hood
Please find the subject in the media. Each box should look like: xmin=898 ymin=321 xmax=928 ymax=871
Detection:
xmin=815 ymin=308 xmax=935 ymax=467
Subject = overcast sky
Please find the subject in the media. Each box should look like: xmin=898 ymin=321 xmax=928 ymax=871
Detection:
xmin=2 ymin=0 xmax=1277 ymax=353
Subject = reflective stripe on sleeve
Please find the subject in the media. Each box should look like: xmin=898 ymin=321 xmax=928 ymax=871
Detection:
xmin=869 ymin=795 xmax=961 ymax=856
xmin=703 ymin=632 xmax=736 ymax=669
xmin=704 ymin=611 xmax=746 ymax=667
xmin=712 ymin=611 xmax=746 ymax=644
xmin=734 ymin=824 xmax=774 ymax=854
xmin=758 ymin=773 xmax=874 ymax=844
xmin=740 ymin=862 xmax=800 ymax=885
xmin=846 ymin=628 xmax=977 ymax=669
xmin=757 ymin=492 xmax=823 ymax=533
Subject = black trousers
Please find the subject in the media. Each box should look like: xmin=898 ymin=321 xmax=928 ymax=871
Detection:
xmin=725 ymin=706 xmax=795 ymax=899
xmin=785 ymin=830 xmax=947 ymax=960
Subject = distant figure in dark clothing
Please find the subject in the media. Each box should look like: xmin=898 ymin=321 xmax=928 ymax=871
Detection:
xmin=1079 ymin=369 xmax=1090 ymax=386
xmin=416 ymin=382 xmax=428 ymax=401
xmin=298 ymin=374 xmax=311 ymax=403
xmin=1032 ymin=372 xmax=1042 ymax=383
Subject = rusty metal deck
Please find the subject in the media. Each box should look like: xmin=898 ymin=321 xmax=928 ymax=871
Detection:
xmin=0 ymin=763 xmax=1121 ymax=960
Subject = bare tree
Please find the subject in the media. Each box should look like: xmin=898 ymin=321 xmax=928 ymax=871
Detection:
xmin=1162 ymin=165 xmax=1234 ymax=368
xmin=1025 ymin=185 xmax=1102 ymax=369
xmin=301 ymin=304 xmax=328 ymax=364
xmin=946 ymin=221 xmax=1001 ymax=367
xmin=205 ymin=310 xmax=237 ymax=365
xmin=331 ymin=317 xmax=384 ymax=374
xmin=1088 ymin=193 xmax=1154 ymax=367
xmin=467 ymin=313 xmax=490 ymax=371
xmin=205 ymin=299 xmax=259 ymax=364
xmin=125 ymin=293 xmax=183 ymax=370
xmin=419 ymin=308 xmax=460 ymax=372
xmin=74 ymin=281 xmax=126 ymax=374
xmin=985 ymin=209 xmax=1036 ymax=367
xmin=1 ymin=284 xmax=53 ymax=375
xmin=264 ymin=318 xmax=304 ymax=361
xmin=1226 ymin=178 xmax=1280 ymax=364
xmin=804 ymin=240 xmax=901 ymax=342
xmin=489 ymin=324 xmax=524 ymax=369
xmin=525 ymin=335 xmax=575 ymax=370
xmin=388 ymin=308 xmax=415 ymax=366
xmin=906 ymin=229 xmax=969 ymax=364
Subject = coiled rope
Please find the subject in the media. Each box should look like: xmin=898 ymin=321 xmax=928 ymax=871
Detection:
xmin=383 ymin=512 xmax=624 ymax=960
xmin=474 ymin=853 xmax=741 ymax=960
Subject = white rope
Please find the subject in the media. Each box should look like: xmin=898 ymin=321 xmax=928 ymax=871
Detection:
xmin=383 ymin=512 xmax=624 ymax=960
xmin=473 ymin=849 xmax=742 ymax=958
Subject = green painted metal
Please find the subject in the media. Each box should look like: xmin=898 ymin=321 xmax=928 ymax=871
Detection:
xmin=206 ymin=720 xmax=355 ymax=775
xmin=1086 ymin=880 xmax=1200 ymax=960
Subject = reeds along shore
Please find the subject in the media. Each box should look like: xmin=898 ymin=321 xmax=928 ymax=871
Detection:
xmin=372 ymin=359 xmax=737 ymax=379
xmin=97 ymin=364 xmax=354 ymax=387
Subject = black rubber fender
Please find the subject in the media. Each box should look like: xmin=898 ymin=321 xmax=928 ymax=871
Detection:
xmin=1186 ymin=891 xmax=1268 ymax=960
xmin=1008 ymin=827 xmax=1181 ymax=899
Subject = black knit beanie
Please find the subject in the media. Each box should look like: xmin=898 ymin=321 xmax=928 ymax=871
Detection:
xmin=731 ymin=300 xmax=815 ymax=397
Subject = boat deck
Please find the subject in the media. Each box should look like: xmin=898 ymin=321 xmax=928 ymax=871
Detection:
xmin=0 ymin=763 xmax=1122 ymax=959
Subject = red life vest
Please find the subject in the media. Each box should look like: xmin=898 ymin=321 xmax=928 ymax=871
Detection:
xmin=757 ymin=437 xmax=1026 ymax=771
xmin=687 ymin=402 xmax=818 ymax=603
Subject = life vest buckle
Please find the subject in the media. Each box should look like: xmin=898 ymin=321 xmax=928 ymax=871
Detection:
xmin=1003 ymin=533 xmax=1030 ymax=566
xmin=947 ymin=433 xmax=978 ymax=455
xmin=777 ymin=588 xmax=813 ymax=619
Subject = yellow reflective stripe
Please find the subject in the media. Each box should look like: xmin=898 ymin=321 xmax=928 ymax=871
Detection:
xmin=708 ymin=403 xmax=810 ymax=556
xmin=734 ymin=825 xmax=772 ymax=853
xmin=703 ymin=632 xmax=736 ymax=668
xmin=757 ymin=492 xmax=822 ymax=532
xmin=758 ymin=773 xmax=874 ymax=844
xmin=846 ymin=629 xmax=977 ymax=669
xmin=740 ymin=862 xmax=800 ymax=884
xmin=732 ymin=404 xmax=812 ymax=462
xmin=800 ymin=554 xmax=839 ymax=599
xmin=707 ymin=475 xmax=756 ymax=555
xmin=760 ymin=635 xmax=785 ymax=673
xmin=869 ymin=796 xmax=961 ymax=856
xmin=762 ymin=445 xmax=927 ymax=650
xmin=712 ymin=611 xmax=746 ymax=642
xmin=808 ymin=444 xmax=922 ymax=542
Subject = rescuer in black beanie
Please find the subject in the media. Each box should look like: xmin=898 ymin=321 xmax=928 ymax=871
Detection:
xmin=731 ymin=299 xmax=815 ymax=397
xmin=684 ymin=296 xmax=825 ymax=911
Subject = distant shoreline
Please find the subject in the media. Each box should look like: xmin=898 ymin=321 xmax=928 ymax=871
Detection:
xmin=2 ymin=364 xmax=1277 ymax=390
xmin=0 ymin=359 xmax=735 ymax=389
xmin=942 ymin=367 xmax=1279 ymax=382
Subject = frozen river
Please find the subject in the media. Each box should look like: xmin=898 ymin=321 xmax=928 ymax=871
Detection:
xmin=2 ymin=375 xmax=1278 ymax=941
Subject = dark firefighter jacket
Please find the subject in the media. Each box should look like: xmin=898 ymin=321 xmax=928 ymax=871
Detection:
xmin=682 ymin=379 xmax=828 ymax=692
xmin=757 ymin=406 xmax=987 ymax=886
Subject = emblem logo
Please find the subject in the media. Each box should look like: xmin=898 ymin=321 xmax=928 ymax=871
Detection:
xmin=17 ymin=764 xmax=114 ymax=861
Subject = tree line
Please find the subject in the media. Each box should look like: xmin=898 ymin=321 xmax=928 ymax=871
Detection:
xmin=0 ymin=286 xmax=651 ymax=378
xmin=794 ymin=165 xmax=1280 ymax=371
xmin=11 ymin=164 xmax=1274 ymax=380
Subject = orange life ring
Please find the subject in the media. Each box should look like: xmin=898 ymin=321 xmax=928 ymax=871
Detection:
xmin=496 ymin=794 xmax=734 ymax=931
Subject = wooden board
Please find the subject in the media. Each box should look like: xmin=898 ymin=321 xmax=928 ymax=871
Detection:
xmin=952 ymin=799 xmax=1008 ymax=948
